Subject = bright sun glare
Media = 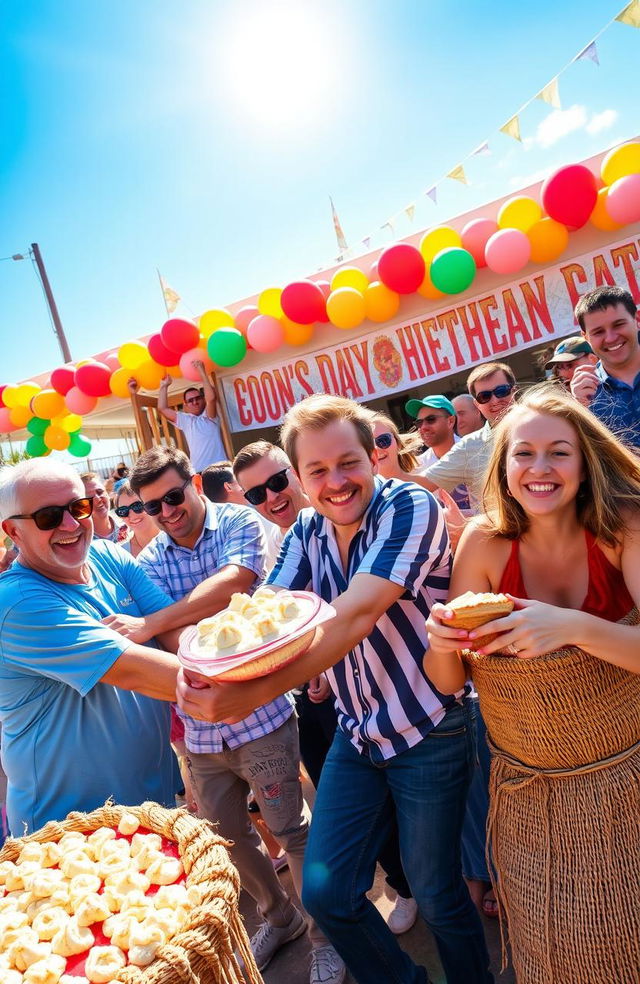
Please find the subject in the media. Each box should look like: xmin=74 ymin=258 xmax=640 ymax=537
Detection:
xmin=219 ymin=1 xmax=344 ymax=131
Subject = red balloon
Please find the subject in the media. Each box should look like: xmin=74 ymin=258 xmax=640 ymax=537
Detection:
xmin=315 ymin=281 xmax=331 ymax=321
xmin=50 ymin=366 xmax=76 ymax=396
xmin=160 ymin=318 xmax=199 ymax=356
xmin=148 ymin=333 xmax=179 ymax=366
xmin=281 ymin=280 xmax=327 ymax=325
xmin=75 ymin=361 xmax=112 ymax=398
xmin=0 ymin=385 xmax=6 ymax=408
xmin=541 ymin=164 xmax=598 ymax=230
xmin=378 ymin=244 xmax=425 ymax=294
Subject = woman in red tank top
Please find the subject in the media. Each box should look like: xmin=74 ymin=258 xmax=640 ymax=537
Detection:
xmin=424 ymin=384 xmax=640 ymax=984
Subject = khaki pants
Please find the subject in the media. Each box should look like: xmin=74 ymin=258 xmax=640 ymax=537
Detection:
xmin=187 ymin=714 xmax=325 ymax=945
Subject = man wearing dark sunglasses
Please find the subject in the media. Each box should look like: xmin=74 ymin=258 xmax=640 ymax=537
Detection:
xmin=405 ymin=395 xmax=470 ymax=512
xmin=0 ymin=459 xmax=190 ymax=835
xmin=119 ymin=445 xmax=341 ymax=981
xmin=134 ymin=357 xmax=226 ymax=472
xmin=417 ymin=362 xmax=517 ymax=508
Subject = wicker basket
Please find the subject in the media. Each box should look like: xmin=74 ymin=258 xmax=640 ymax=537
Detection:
xmin=0 ymin=801 xmax=263 ymax=984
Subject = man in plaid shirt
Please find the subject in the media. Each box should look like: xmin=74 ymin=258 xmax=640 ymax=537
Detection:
xmin=125 ymin=447 xmax=345 ymax=984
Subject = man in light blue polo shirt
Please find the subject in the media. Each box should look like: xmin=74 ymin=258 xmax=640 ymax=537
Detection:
xmin=177 ymin=395 xmax=493 ymax=984
xmin=0 ymin=460 xmax=182 ymax=834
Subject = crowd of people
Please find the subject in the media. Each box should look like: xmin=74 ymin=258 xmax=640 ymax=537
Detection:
xmin=0 ymin=285 xmax=638 ymax=984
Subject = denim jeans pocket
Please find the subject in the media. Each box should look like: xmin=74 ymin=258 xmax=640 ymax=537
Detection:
xmin=429 ymin=701 xmax=470 ymax=739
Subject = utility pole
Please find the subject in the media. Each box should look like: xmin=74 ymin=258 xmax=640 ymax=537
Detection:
xmin=30 ymin=243 xmax=73 ymax=364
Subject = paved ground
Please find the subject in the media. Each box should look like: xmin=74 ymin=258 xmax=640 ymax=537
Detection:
xmin=240 ymin=863 xmax=515 ymax=984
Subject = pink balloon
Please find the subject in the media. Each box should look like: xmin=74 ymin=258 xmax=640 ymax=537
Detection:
xmin=0 ymin=407 xmax=17 ymax=433
xmin=461 ymin=218 xmax=499 ymax=269
xmin=369 ymin=260 xmax=379 ymax=281
xmin=605 ymin=174 xmax=640 ymax=225
xmin=103 ymin=352 xmax=120 ymax=373
xmin=247 ymin=315 xmax=285 ymax=353
xmin=234 ymin=306 xmax=260 ymax=335
xmin=179 ymin=347 xmax=214 ymax=382
xmin=65 ymin=387 xmax=98 ymax=415
xmin=484 ymin=229 xmax=531 ymax=275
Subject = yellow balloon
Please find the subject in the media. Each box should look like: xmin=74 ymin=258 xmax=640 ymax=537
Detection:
xmin=364 ymin=282 xmax=400 ymax=323
xmin=135 ymin=360 xmax=164 ymax=391
xmin=281 ymin=317 xmax=314 ymax=346
xmin=590 ymin=187 xmax=623 ymax=232
xmin=52 ymin=413 xmax=83 ymax=433
xmin=258 ymin=289 xmax=283 ymax=319
xmin=9 ymin=405 xmax=31 ymax=428
xmin=16 ymin=382 xmax=41 ymax=407
xmin=44 ymin=425 xmax=70 ymax=451
xmin=326 ymin=287 xmax=366 ymax=330
xmin=417 ymin=268 xmax=445 ymax=300
xmin=419 ymin=227 xmax=461 ymax=264
xmin=118 ymin=341 xmax=148 ymax=371
xmin=32 ymin=389 xmax=65 ymax=420
xmin=109 ymin=367 xmax=133 ymax=398
xmin=330 ymin=266 xmax=369 ymax=294
xmin=199 ymin=308 xmax=235 ymax=338
xmin=2 ymin=385 xmax=20 ymax=408
xmin=601 ymin=142 xmax=640 ymax=186
xmin=498 ymin=196 xmax=541 ymax=233
xmin=527 ymin=218 xmax=569 ymax=264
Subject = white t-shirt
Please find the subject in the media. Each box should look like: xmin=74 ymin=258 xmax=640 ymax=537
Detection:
xmin=175 ymin=411 xmax=226 ymax=472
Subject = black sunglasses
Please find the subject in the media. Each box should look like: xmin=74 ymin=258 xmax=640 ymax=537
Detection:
xmin=374 ymin=433 xmax=393 ymax=449
xmin=416 ymin=414 xmax=447 ymax=426
xmin=115 ymin=501 xmax=145 ymax=519
xmin=474 ymin=383 xmax=514 ymax=405
xmin=142 ymin=478 xmax=192 ymax=516
xmin=9 ymin=496 xmax=94 ymax=532
xmin=244 ymin=468 xmax=289 ymax=506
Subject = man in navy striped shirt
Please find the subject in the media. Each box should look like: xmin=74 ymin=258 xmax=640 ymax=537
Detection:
xmin=178 ymin=395 xmax=493 ymax=984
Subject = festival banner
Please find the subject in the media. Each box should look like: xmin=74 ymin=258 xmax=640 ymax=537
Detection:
xmin=220 ymin=235 xmax=640 ymax=432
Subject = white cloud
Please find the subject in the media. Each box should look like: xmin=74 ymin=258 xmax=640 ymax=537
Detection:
xmin=586 ymin=109 xmax=618 ymax=135
xmin=534 ymin=105 xmax=588 ymax=148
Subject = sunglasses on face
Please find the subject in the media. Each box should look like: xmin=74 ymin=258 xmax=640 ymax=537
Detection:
xmin=417 ymin=414 xmax=447 ymax=427
xmin=374 ymin=432 xmax=394 ymax=449
xmin=184 ymin=395 xmax=204 ymax=406
xmin=142 ymin=478 xmax=192 ymax=516
xmin=114 ymin=501 xmax=145 ymax=519
xmin=244 ymin=468 xmax=289 ymax=506
xmin=9 ymin=496 xmax=94 ymax=532
xmin=474 ymin=383 xmax=514 ymax=405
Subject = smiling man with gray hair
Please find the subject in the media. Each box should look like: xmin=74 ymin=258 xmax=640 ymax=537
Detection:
xmin=0 ymin=458 xmax=183 ymax=834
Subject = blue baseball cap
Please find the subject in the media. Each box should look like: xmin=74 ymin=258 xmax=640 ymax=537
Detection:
xmin=405 ymin=395 xmax=456 ymax=418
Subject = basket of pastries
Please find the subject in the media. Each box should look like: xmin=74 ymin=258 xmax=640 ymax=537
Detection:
xmin=178 ymin=587 xmax=336 ymax=682
xmin=0 ymin=800 xmax=262 ymax=984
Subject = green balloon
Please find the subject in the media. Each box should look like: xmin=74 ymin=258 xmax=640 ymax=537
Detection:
xmin=27 ymin=417 xmax=50 ymax=436
xmin=26 ymin=435 xmax=48 ymax=457
xmin=430 ymin=247 xmax=476 ymax=295
xmin=68 ymin=433 xmax=92 ymax=458
xmin=207 ymin=328 xmax=247 ymax=368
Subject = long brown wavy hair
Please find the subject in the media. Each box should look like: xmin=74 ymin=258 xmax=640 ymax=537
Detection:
xmin=371 ymin=412 xmax=422 ymax=474
xmin=483 ymin=384 xmax=640 ymax=545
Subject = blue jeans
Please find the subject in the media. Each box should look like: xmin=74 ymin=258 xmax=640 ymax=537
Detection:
xmin=302 ymin=701 xmax=493 ymax=984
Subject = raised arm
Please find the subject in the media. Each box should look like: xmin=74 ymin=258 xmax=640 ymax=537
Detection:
xmin=157 ymin=374 xmax=177 ymax=423
xmin=176 ymin=572 xmax=405 ymax=723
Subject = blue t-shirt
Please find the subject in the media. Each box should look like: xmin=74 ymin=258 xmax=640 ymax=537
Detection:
xmin=0 ymin=541 xmax=179 ymax=833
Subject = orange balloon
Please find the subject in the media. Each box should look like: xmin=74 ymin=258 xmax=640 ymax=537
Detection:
xmin=135 ymin=360 xmax=164 ymax=391
xmin=417 ymin=268 xmax=445 ymax=300
xmin=590 ymin=187 xmax=623 ymax=232
xmin=110 ymin=367 xmax=133 ymax=398
xmin=9 ymin=405 xmax=31 ymax=428
xmin=31 ymin=389 xmax=66 ymax=420
xmin=364 ymin=282 xmax=400 ymax=323
xmin=527 ymin=218 xmax=569 ymax=264
xmin=281 ymin=317 xmax=314 ymax=346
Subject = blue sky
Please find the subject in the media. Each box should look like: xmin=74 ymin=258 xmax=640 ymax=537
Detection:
xmin=0 ymin=0 xmax=636 ymax=390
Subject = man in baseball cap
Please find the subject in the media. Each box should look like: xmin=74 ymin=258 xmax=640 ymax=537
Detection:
xmin=545 ymin=336 xmax=596 ymax=389
xmin=405 ymin=395 xmax=470 ymax=510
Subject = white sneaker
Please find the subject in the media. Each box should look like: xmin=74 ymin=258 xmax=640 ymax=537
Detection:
xmin=309 ymin=944 xmax=346 ymax=984
xmin=250 ymin=908 xmax=307 ymax=970
xmin=386 ymin=895 xmax=418 ymax=935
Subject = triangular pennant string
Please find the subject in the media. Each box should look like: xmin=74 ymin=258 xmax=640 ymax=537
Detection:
xmin=616 ymin=0 xmax=640 ymax=26
xmin=574 ymin=40 xmax=600 ymax=64
xmin=500 ymin=115 xmax=522 ymax=142
xmin=447 ymin=164 xmax=468 ymax=185
xmin=404 ymin=204 xmax=416 ymax=222
xmin=536 ymin=78 xmax=562 ymax=108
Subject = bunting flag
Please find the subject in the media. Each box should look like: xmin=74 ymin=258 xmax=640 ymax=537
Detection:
xmin=471 ymin=142 xmax=490 ymax=157
xmin=329 ymin=197 xmax=349 ymax=252
xmin=616 ymin=0 xmax=640 ymax=26
xmin=425 ymin=186 xmax=438 ymax=204
xmin=404 ymin=204 xmax=416 ymax=222
xmin=361 ymin=236 xmax=371 ymax=249
xmin=537 ymin=77 xmax=561 ymax=109
xmin=574 ymin=40 xmax=599 ymax=64
xmin=157 ymin=272 xmax=180 ymax=316
xmin=500 ymin=115 xmax=522 ymax=142
xmin=381 ymin=220 xmax=395 ymax=236
xmin=447 ymin=164 xmax=468 ymax=185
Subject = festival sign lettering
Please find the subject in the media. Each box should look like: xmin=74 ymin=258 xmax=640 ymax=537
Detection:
xmin=220 ymin=236 xmax=640 ymax=432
